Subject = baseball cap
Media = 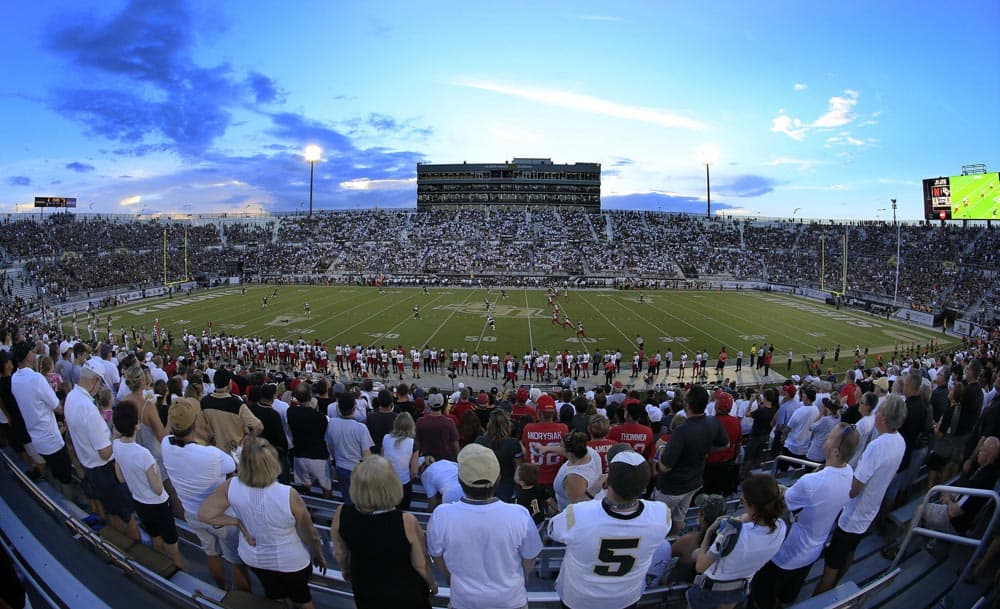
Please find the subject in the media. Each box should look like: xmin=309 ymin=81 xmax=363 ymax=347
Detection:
xmin=477 ymin=392 xmax=489 ymax=405
xmin=790 ymin=374 xmax=801 ymax=383
xmin=782 ymin=385 xmax=797 ymax=398
xmin=610 ymin=451 xmax=646 ymax=467
xmin=59 ymin=341 xmax=73 ymax=355
xmin=332 ymin=382 xmax=346 ymax=396
xmin=82 ymin=358 xmax=105 ymax=376
xmin=714 ymin=391 xmax=734 ymax=414
xmin=516 ymin=387 xmax=529 ymax=403
xmin=695 ymin=494 xmax=727 ymax=523
xmin=426 ymin=393 xmax=444 ymax=409
xmin=613 ymin=380 xmax=623 ymax=389
xmin=457 ymin=443 xmax=499 ymax=488
xmin=99 ymin=343 xmax=114 ymax=358
xmin=168 ymin=397 xmax=200 ymax=432
xmin=536 ymin=393 xmax=556 ymax=414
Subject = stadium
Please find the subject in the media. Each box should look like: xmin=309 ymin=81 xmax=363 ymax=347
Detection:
xmin=2 ymin=3 xmax=1000 ymax=609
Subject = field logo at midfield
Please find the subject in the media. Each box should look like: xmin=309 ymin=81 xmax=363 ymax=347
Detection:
xmin=434 ymin=304 xmax=544 ymax=318
xmin=759 ymin=296 xmax=884 ymax=328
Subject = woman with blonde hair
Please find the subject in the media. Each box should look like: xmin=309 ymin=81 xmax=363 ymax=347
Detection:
xmin=123 ymin=365 xmax=183 ymax=517
xmin=38 ymin=355 xmax=61 ymax=393
xmin=382 ymin=412 xmax=419 ymax=509
xmin=200 ymin=438 xmax=326 ymax=609
xmin=332 ymin=455 xmax=437 ymax=608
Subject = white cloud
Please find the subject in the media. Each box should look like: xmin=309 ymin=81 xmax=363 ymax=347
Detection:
xmin=771 ymin=89 xmax=862 ymax=141
xmin=771 ymin=114 xmax=807 ymax=140
xmin=813 ymin=90 xmax=858 ymax=128
xmin=119 ymin=194 xmax=141 ymax=206
xmin=762 ymin=156 xmax=827 ymax=170
xmin=793 ymin=83 xmax=808 ymax=91
xmin=339 ymin=177 xmax=416 ymax=191
xmin=456 ymin=79 xmax=708 ymax=131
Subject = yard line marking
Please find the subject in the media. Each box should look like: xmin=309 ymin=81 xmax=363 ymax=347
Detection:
xmin=523 ymin=287 xmax=534 ymax=351
xmin=577 ymin=291 xmax=634 ymax=347
xmin=474 ymin=291 xmax=502 ymax=353
xmin=609 ymin=293 xmax=721 ymax=357
xmin=323 ymin=291 xmax=428 ymax=344
xmin=421 ymin=289 xmax=479 ymax=347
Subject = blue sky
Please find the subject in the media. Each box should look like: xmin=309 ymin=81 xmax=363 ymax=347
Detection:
xmin=1 ymin=0 xmax=997 ymax=219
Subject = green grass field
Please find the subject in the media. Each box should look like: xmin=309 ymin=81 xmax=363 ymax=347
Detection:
xmin=69 ymin=286 xmax=954 ymax=377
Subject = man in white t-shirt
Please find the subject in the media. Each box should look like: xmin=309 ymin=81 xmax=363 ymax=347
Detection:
xmin=751 ymin=423 xmax=860 ymax=608
xmin=427 ymin=444 xmax=542 ymax=609
xmin=549 ymin=450 xmax=671 ymax=609
xmin=161 ymin=398 xmax=251 ymax=593
xmin=10 ymin=341 xmax=72 ymax=486
xmin=65 ymin=361 xmax=139 ymax=539
xmin=814 ymin=394 xmax=907 ymax=594
xmin=419 ymin=457 xmax=463 ymax=509
xmin=780 ymin=387 xmax=818 ymax=468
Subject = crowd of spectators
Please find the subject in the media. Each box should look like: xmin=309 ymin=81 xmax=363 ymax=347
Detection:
xmin=3 ymin=210 xmax=1000 ymax=322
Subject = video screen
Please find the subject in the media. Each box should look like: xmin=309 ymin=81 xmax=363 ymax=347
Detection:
xmin=951 ymin=172 xmax=1000 ymax=220
xmin=923 ymin=177 xmax=952 ymax=220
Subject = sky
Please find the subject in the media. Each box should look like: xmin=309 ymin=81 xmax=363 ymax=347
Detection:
xmin=0 ymin=0 xmax=997 ymax=220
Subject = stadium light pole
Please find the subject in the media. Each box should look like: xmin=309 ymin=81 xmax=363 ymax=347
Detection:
xmin=698 ymin=144 xmax=719 ymax=218
xmin=304 ymin=145 xmax=322 ymax=218
xmin=892 ymin=198 xmax=900 ymax=308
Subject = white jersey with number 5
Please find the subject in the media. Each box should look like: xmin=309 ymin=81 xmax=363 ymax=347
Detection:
xmin=548 ymin=499 xmax=670 ymax=609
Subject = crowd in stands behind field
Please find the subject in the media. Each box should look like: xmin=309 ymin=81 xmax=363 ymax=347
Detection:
xmin=2 ymin=210 xmax=1000 ymax=324
xmin=1 ymin=291 xmax=999 ymax=608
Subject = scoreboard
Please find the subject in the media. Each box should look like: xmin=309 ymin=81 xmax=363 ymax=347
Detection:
xmin=922 ymin=177 xmax=951 ymax=220
xmin=34 ymin=196 xmax=77 ymax=208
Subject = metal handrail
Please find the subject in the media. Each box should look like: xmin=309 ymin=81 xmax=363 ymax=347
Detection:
xmin=772 ymin=454 xmax=824 ymax=475
xmin=889 ymin=484 xmax=1000 ymax=584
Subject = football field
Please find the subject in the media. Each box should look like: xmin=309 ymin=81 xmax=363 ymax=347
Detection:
xmin=74 ymin=285 xmax=953 ymax=375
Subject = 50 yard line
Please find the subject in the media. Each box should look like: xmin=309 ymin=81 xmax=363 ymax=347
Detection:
xmin=421 ymin=289 xmax=478 ymax=347
xmin=523 ymin=287 xmax=534 ymax=351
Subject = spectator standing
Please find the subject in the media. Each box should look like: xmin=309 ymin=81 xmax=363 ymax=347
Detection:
xmin=10 ymin=341 xmax=73 ymax=486
xmin=548 ymin=450 xmax=671 ymax=609
xmin=332 ymin=455 xmax=436 ymax=609
xmin=200 ymin=368 xmax=263 ymax=454
xmin=415 ymin=392 xmax=460 ymax=461
xmin=552 ymin=431 xmax=603 ymax=511
xmin=704 ymin=391 xmax=741 ymax=496
xmin=366 ymin=388 xmax=397 ymax=454
xmin=475 ymin=409 xmax=522 ymax=502
xmin=520 ymin=394 xmax=568 ymax=495
xmin=750 ymin=423 xmax=860 ymax=608
xmin=161 ymin=398 xmax=251 ymax=592
xmin=654 ymin=385 xmax=730 ymax=533
xmin=426 ymin=444 xmax=543 ymax=609
xmin=111 ymin=400 xmax=185 ymax=570
xmin=199 ymin=438 xmax=326 ymax=609
xmin=325 ymin=394 xmax=374 ymax=505
xmin=286 ymin=383 xmax=332 ymax=499
xmin=382 ymin=412 xmax=418 ymax=509
xmin=814 ymin=395 xmax=907 ymax=594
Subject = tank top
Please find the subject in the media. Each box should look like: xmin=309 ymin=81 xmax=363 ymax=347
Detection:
xmin=338 ymin=506 xmax=430 ymax=609
xmin=136 ymin=397 xmax=168 ymax=481
xmin=553 ymin=447 xmax=605 ymax=510
xmin=227 ymin=480 xmax=309 ymax=572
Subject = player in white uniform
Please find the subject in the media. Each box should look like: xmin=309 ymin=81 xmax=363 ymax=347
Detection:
xmin=548 ymin=450 xmax=670 ymax=609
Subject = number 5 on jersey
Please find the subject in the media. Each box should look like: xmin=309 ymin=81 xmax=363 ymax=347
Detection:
xmin=594 ymin=538 xmax=640 ymax=576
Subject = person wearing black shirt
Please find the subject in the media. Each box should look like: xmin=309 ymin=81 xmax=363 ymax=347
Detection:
xmin=654 ymin=385 xmax=730 ymax=533
xmin=249 ymin=385 xmax=290 ymax=483
xmin=286 ymin=383 xmax=332 ymax=498
xmin=367 ymin=389 xmax=397 ymax=454
xmin=743 ymin=388 xmax=777 ymax=478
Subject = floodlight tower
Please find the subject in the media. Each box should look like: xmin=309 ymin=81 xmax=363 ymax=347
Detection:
xmin=699 ymin=144 xmax=719 ymax=218
xmin=892 ymin=198 xmax=900 ymax=307
xmin=304 ymin=145 xmax=322 ymax=218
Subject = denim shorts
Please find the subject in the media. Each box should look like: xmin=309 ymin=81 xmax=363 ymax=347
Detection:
xmin=686 ymin=580 xmax=748 ymax=609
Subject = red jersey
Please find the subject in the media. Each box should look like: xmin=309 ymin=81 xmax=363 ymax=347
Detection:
xmin=607 ymin=422 xmax=655 ymax=459
xmin=707 ymin=414 xmax=741 ymax=463
xmin=587 ymin=438 xmax=617 ymax=473
xmin=521 ymin=421 xmax=569 ymax=485
xmin=450 ymin=400 xmax=475 ymax=423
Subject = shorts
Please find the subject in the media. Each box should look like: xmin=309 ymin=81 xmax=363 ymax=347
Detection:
xmin=918 ymin=502 xmax=957 ymax=535
xmin=251 ymin=564 xmax=313 ymax=604
xmin=82 ymin=461 xmax=134 ymax=521
xmin=823 ymin=524 xmax=865 ymax=570
xmin=294 ymin=457 xmax=331 ymax=491
xmin=750 ymin=560 xmax=811 ymax=608
xmin=184 ymin=511 xmax=242 ymax=562
xmin=42 ymin=446 xmax=74 ymax=485
xmin=134 ymin=500 xmax=179 ymax=544
xmin=652 ymin=486 xmax=700 ymax=525
xmin=686 ymin=579 xmax=747 ymax=609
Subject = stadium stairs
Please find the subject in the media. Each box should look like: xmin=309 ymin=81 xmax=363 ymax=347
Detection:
xmin=3 ymin=438 xmax=996 ymax=609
